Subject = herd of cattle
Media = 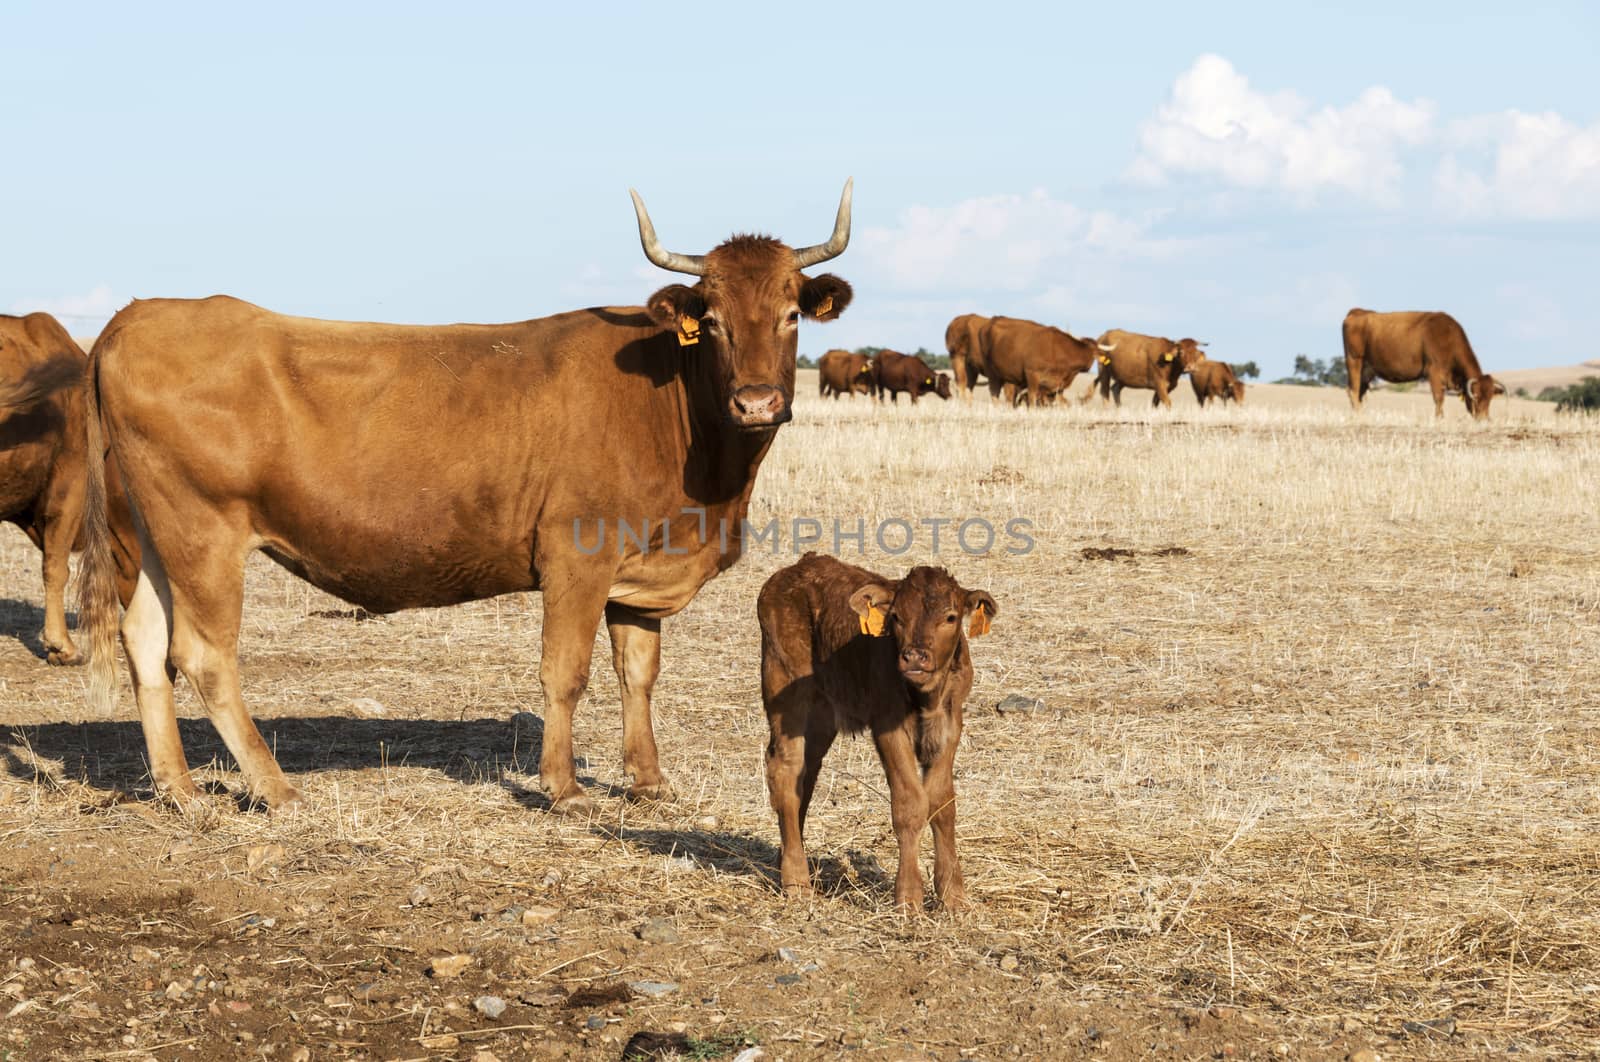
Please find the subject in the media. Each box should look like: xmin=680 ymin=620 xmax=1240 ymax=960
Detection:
xmin=0 ymin=181 xmax=1509 ymax=911
xmin=822 ymin=307 xmax=1505 ymax=418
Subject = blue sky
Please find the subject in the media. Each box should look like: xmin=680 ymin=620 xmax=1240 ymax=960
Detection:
xmin=6 ymin=2 xmax=1597 ymax=378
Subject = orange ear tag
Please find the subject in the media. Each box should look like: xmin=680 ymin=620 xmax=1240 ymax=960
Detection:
xmin=677 ymin=315 xmax=701 ymax=346
xmin=968 ymin=606 xmax=992 ymax=637
xmin=859 ymin=605 xmax=886 ymax=637
xmin=1162 ymin=352 xmax=1175 ymax=362
xmin=814 ymin=295 xmax=833 ymax=318
xmin=1098 ymin=355 xmax=1110 ymax=365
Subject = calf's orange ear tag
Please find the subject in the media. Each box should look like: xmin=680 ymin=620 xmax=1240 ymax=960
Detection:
xmin=859 ymin=605 xmax=887 ymax=637
xmin=677 ymin=315 xmax=701 ymax=346
xmin=968 ymin=604 xmax=993 ymax=637
xmin=814 ymin=295 xmax=834 ymax=319
xmin=1098 ymin=354 xmax=1111 ymax=365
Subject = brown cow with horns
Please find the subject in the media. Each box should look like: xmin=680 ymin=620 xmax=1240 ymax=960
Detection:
xmin=80 ymin=182 xmax=855 ymax=816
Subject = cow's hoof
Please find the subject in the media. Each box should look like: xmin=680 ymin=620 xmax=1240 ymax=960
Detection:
xmin=780 ymin=882 xmax=815 ymax=899
xmin=45 ymin=646 xmax=83 ymax=667
xmin=625 ymin=780 xmax=676 ymax=804
xmin=550 ymin=792 xmax=597 ymax=818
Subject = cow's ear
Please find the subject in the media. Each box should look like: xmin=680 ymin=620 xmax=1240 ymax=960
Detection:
xmin=800 ymin=274 xmax=852 ymax=321
xmin=848 ymin=581 xmax=894 ymax=637
xmin=965 ymin=590 xmax=997 ymax=637
xmin=645 ymin=284 xmax=706 ymax=331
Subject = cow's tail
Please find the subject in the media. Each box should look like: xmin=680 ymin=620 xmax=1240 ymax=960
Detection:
xmin=79 ymin=339 xmax=122 ymax=719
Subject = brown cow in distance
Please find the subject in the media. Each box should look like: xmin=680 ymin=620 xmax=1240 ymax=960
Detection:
xmin=982 ymin=316 xmax=1111 ymax=407
xmin=1342 ymin=309 xmax=1504 ymax=419
xmin=872 ymin=350 xmax=949 ymax=403
xmin=944 ymin=313 xmax=991 ymax=399
xmin=79 ymin=181 xmax=855 ymax=816
xmin=757 ymin=552 xmax=997 ymax=912
xmin=817 ymin=349 xmax=875 ymax=398
xmin=1190 ymin=359 xmax=1245 ymax=406
xmin=1093 ymin=330 xmax=1205 ymax=409
xmin=0 ymin=314 xmax=138 ymax=665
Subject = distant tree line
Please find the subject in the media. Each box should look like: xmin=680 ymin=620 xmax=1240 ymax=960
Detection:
xmin=1275 ymin=354 xmax=1348 ymax=388
xmin=1536 ymin=376 xmax=1600 ymax=413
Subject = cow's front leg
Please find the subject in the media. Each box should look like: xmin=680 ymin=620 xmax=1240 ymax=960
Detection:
xmin=537 ymin=570 xmax=612 ymax=816
xmin=922 ymin=735 xmax=966 ymax=911
xmin=606 ymin=603 xmax=673 ymax=802
xmin=873 ymin=723 xmax=929 ymax=912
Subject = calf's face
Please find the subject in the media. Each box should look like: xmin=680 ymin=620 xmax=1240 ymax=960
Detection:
xmin=849 ymin=567 xmax=997 ymax=692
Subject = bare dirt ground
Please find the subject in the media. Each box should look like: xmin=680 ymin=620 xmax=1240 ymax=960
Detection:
xmin=3 ymin=379 xmax=1598 ymax=1061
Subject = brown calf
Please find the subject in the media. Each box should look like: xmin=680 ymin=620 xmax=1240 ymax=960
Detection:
xmin=1189 ymin=359 xmax=1245 ymax=406
xmin=817 ymin=349 xmax=875 ymax=398
xmin=757 ymin=553 xmax=997 ymax=912
xmin=872 ymin=350 xmax=950 ymax=404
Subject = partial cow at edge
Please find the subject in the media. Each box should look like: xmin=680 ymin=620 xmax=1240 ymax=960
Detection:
xmin=817 ymin=349 xmax=875 ymax=399
xmin=757 ymin=552 xmax=996 ymax=913
xmin=1342 ymin=309 xmax=1504 ymax=420
xmin=944 ymin=313 xmax=991 ymax=400
xmin=0 ymin=313 xmax=137 ymax=665
xmin=79 ymin=182 xmax=854 ymax=817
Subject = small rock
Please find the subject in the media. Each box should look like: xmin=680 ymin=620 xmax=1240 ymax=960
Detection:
xmin=290 ymin=1049 xmax=312 ymax=1062
xmin=628 ymin=980 xmax=679 ymax=999
xmin=521 ymin=905 xmax=560 ymax=926
xmin=777 ymin=947 xmax=800 ymax=963
xmin=541 ymin=869 xmax=563 ymax=887
xmin=407 ymin=884 xmax=432 ymax=907
xmin=128 ymin=945 xmax=160 ymax=963
xmin=998 ymin=953 xmax=1019 ymax=972
xmin=774 ymin=973 xmax=802 ymax=986
xmin=473 ymin=1051 xmax=503 ymax=1062
xmin=164 ymin=980 xmax=187 ymax=1000
xmin=428 ymin=954 xmax=474 ymax=979
xmin=1221 ymin=1044 xmax=1237 ymax=1058
xmin=1272 ymin=1044 xmax=1290 ymax=1058
xmin=348 ymin=697 xmax=387 ymax=717
xmin=1340 ymin=1018 xmax=1361 ymax=1034
xmin=799 ymin=962 xmax=821 ymax=973
xmin=585 ymin=1015 xmax=607 ymax=1030
xmin=1346 ymin=1050 xmax=1379 ymax=1062
xmin=732 ymin=1050 xmax=766 ymax=1062
xmin=995 ymin=694 xmax=1045 ymax=715
xmin=67 ymin=1001 xmax=101 ymax=1020
xmin=696 ymin=815 xmax=720 ymax=830
xmin=473 ymin=995 xmax=507 ymax=1019
xmin=498 ymin=905 xmax=526 ymax=923
xmin=637 ymin=917 xmax=680 ymax=944
xmin=663 ymin=855 xmax=696 ymax=873
xmin=421 ymin=1034 xmax=460 ymax=1049
xmin=1400 ymin=1017 xmax=1455 ymax=1038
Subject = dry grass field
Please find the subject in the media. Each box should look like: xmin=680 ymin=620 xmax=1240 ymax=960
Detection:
xmin=2 ymin=373 xmax=1598 ymax=1060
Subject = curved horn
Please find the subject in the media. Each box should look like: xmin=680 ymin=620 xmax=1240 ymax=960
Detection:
xmin=1098 ymin=343 xmax=1116 ymax=352
xmin=629 ymin=188 xmax=707 ymax=276
xmin=792 ymin=178 xmax=854 ymax=269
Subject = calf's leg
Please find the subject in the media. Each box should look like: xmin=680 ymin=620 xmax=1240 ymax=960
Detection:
xmin=922 ymin=737 xmax=966 ymax=910
xmin=762 ymin=662 xmax=820 ymax=894
xmin=873 ymin=724 xmax=929 ymax=911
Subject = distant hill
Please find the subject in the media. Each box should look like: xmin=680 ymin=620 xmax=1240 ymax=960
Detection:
xmin=1493 ymin=360 xmax=1600 ymax=396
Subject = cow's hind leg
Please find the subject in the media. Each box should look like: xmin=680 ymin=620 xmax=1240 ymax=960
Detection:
xmin=119 ymin=538 xmax=201 ymax=805
xmin=164 ymin=536 xmax=303 ymax=811
xmin=606 ymin=603 xmax=672 ymax=802
xmin=37 ymin=506 xmax=82 ymax=665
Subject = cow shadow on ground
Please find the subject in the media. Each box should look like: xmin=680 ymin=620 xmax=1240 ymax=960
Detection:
xmin=591 ymin=823 xmax=894 ymax=907
xmin=0 ymin=597 xmax=55 ymax=661
xmin=0 ymin=713 xmax=630 ymax=814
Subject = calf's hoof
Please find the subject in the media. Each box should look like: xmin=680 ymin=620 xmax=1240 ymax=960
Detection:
xmin=550 ymin=791 xmax=598 ymax=818
xmin=253 ymin=779 xmax=306 ymax=815
xmin=625 ymin=779 xmax=676 ymax=804
xmin=45 ymin=645 xmax=84 ymax=667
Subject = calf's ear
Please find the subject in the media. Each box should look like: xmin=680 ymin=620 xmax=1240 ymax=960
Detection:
xmin=800 ymin=274 xmax=853 ymax=321
xmin=645 ymin=284 xmax=707 ymax=331
xmin=848 ymin=582 xmax=895 ymax=637
xmin=965 ymin=590 xmax=998 ymax=637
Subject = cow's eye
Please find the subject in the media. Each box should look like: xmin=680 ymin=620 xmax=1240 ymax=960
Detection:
xmin=786 ymin=311 xmax=801 ymax=326
xmin=945 ymin=612 xmax=958 ymax=624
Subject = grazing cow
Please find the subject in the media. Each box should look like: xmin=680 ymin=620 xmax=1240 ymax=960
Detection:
xmin=817 ymin=349 xmax=875 ymax=398
xmin=0 ymin=314 xmax=138 ymax=664
xmin=873 ymin=350 xmax=949 ymax=404
xmin=944 ymin=313 xmax=991 ymax=399
xmin=1190 ymin=359 xmax=1245 ymax=406
xmin=982 ymin=316 xmax=1112 ymax=407
xmin=1093 ymin=330 xmax=1205 ymax=409
xmin=1342 ymin=309 xmax=1504 ymax=420
xmin=757 ymin=552 xmax=997 ymax=911
xmin=79 ymin=182 xmax=855 ymax=815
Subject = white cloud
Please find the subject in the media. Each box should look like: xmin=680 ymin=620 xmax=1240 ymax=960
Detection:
xmin=1436 ymin=111 xmax=1600 ymax=219
xmin=8 ymin=284 xmax=127 ymax=333
xmin=858 ymin=189 xmax=1190 ymax=294
xmin=1130 ymin=55 xmax=1434 ymax=205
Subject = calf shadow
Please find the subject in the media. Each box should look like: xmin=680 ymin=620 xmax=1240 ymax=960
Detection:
xmin=0 ymin=597 xmax=54 ymax=661
xmin=592 ymin=822 xmax=893 ymax=906
xmin=0 ymin=712 xmax=624 ymax=813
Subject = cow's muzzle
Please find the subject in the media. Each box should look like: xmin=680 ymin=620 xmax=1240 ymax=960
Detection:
xmin=898 ymin=647 xmax=936 ymax=687
xmin=729 ymin=385 xmax=791 ymax=429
